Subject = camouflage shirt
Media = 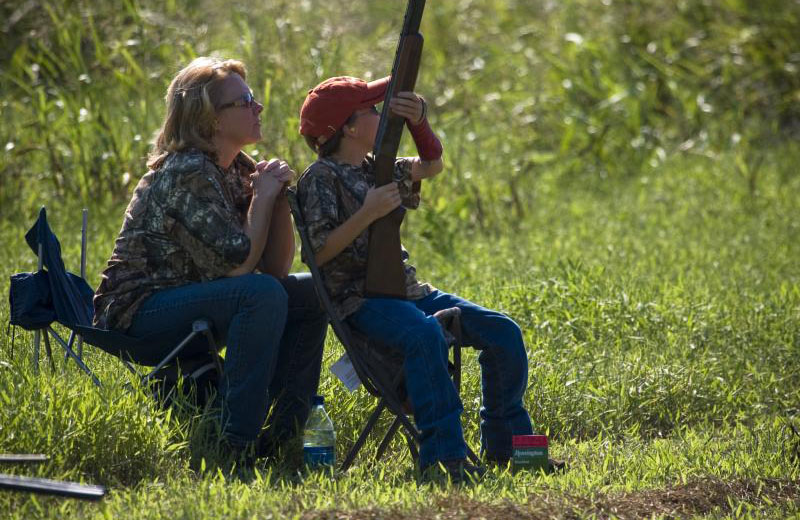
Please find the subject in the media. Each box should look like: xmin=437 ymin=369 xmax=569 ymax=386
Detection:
xmin=93 ymin=149 xmax=256 ymax=331
xmin=296 ymin=155 xmax=432 ymax=320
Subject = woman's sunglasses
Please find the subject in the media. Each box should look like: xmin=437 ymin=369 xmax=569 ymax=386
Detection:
xmin=218 ymin=91 xmax=258 ymax=111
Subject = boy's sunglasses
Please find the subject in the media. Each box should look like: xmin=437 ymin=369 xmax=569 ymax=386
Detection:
xmin=218 ymin=92 xmax=258 ymax=111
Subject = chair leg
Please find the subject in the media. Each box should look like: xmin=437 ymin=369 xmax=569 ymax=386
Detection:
xmin=453 ymin=344 xmax=461 ymax=393
xmin=195 ymin=320 xmax=223 ymax=376
xmin=42 ymin=332 xmax=55 ymax=372
xmin=141 ymin=330 xmax=200 ymax=382
xmin=64 ymin=331 xmax=85 ymax=362
xmin=9 ymin=324 xmax=15 ymax=360
xmin=64 ymin=333 xmax=72 ymax=362
xmin=121 ymin=360 xmax=138 ymax=375
xmin=403 ymin=429 xmax=419 ymax=462
xmin=340 ymin=398 xmax=387 ymax=472
xmin=32 ymin=329 xmax=41 ymax=373
xmin=375 ymin=415 xmax=403 ymax=463
xmin=466 ymin=445 xmax=481 ymax=465
xmin=395 ymin=413 xmax=421 ymax=443
xmin=46 ymin=327 xmax=101 ymax=388
xmin=32 ymin=245 xmax=43 ymax=371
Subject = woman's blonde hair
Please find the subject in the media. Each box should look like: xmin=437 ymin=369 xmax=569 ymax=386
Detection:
xmin=147 ymin=57 xmax=247 ymax=170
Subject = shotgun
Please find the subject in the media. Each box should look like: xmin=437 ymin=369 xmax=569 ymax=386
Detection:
xmin=364 ymin=0 xmax=426 ymax=299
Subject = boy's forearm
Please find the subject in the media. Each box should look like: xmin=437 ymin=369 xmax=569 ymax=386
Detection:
xmin=411 ymin=156 xmax=444 ymax=181
xmin=315 ymin=207 xmax=374 ymax=267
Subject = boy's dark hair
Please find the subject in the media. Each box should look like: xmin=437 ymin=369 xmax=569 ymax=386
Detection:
xmin=304 ymin=112 xmax=358 ymax=158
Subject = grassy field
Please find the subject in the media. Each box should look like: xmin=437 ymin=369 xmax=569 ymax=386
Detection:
xmin=2 ymin=0 xmax=799 ymax=518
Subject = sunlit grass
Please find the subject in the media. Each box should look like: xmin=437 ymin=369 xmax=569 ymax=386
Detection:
xmin=1 ymin=148 xmax=798 ymax=518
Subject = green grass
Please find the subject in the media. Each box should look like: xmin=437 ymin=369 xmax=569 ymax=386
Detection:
xmin=1 ymin=150 xmax=798 ymax=519
xmin=1 ymin=0 xmax=799 ymax=518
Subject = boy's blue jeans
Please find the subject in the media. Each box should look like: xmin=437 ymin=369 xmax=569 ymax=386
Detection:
xmin=126 ymin=273 xmax=328 ymax=447
xmin=347 ymin=289 xmax=532 ymax=467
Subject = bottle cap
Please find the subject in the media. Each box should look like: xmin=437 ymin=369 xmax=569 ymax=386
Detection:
xmin=312 ymin=395 xmax=325 ymax=406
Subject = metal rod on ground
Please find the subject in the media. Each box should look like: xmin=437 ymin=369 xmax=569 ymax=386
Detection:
xmin=33 ymin=243 xmax=43 ymax=372
xmin=0 ymin=455 xmax=105 ymax=500
xmin=0 ymin=454 xmax=49 ymax=464
xmin=78 ymin=209 xmax=88 ymax=360
xmin=0 ymin=474 xmax=106 ymax=501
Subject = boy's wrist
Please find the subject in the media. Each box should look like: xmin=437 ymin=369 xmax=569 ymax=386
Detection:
xmin=413 ymin=96 xmax=427 ymax=125
xmin=355 ymin=205 xmax=378 ymax=225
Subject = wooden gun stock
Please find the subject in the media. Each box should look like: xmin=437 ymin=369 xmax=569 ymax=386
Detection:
xmin=365 ymin=11 xmax=425 ymax=299
xmin=365 ymin=207 xmax=407 ymax=298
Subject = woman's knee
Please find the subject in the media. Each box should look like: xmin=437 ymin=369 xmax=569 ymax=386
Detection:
xmin=237 ymin=273 xmax=288 ymax=310
xmin=286 ymin=273 xmax=327 ymax=320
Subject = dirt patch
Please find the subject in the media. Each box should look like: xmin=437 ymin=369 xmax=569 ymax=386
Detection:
xmin=300 ymin=477 xmax=800 ymax=519
xmin=578 ymin=478 xmax=799 ymax=519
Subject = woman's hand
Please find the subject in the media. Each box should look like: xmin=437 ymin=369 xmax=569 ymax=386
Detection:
xmin=251 ymin=159 xmax=293 ymax=199
xmin=361 ymin=183 xmax=402 ymax=221
xmin=389 ymin=92 xmax=424 ymax=124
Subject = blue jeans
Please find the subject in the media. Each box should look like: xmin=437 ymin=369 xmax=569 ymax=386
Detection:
xmin=347 ymin=290 xmax=532 ymax=467
xmin=127 ymin=273 xmax=328 ymax=446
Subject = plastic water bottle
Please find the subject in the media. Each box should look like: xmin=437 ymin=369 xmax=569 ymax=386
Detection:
xmin=303 ymin=395 xmax=335 ymax=469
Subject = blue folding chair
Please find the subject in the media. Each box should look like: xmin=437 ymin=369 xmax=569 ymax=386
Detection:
xmin=8 ymin=207 xmax=222 ymax=391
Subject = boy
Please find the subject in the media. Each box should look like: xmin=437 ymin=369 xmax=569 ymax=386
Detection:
xmin=296 ymin=76 xmax=534 ymax=480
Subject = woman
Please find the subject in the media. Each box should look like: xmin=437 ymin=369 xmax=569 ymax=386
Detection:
xmin=93 ymin=57 xmax=327 ymax=458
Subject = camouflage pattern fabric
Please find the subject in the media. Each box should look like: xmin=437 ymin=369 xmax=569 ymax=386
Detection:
xmin=296 ymin=155 xmax=432 ymax=320
xmin=93 ymin=149 xmax=256 ymax=331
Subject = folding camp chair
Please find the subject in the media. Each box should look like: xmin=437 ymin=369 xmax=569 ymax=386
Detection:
xmin=286 ymin=188 xmax=480 ymax=471
xmin=8 ymin=207 xmax=222 ymax=396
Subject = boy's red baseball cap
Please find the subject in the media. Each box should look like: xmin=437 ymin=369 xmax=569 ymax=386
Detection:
xmin=299 ymin=76 xmax=390 ymax=140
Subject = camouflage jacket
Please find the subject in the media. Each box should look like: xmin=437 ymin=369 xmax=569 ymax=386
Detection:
xmin=93 ymin=149 xmax=256 ymax=331
xmin=296 ymin=155 xmax=432 ymax=320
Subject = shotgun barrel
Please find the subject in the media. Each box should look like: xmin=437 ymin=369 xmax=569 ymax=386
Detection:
xmin=365 ymin=0 xmax=426 ymax=299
